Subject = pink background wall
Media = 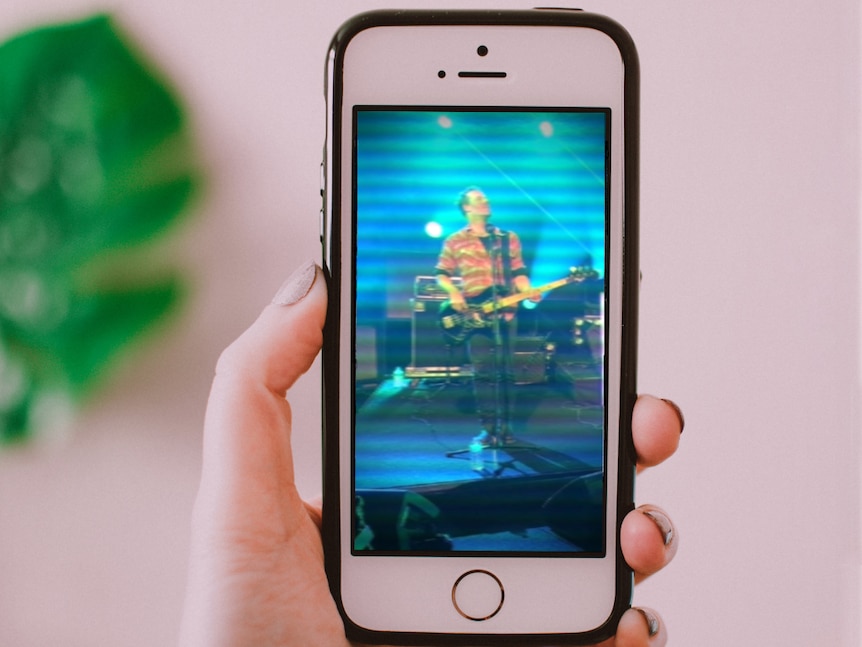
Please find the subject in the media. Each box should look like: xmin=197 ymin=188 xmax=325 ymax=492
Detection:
xmin=0 ymin=2 xmax=859 ymax=645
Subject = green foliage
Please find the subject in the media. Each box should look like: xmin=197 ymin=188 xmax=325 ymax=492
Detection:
xmin=0 ymin=15 xmax=200 ymax=443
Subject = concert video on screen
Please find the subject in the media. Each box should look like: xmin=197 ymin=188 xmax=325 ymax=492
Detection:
xmin=352 ymin=108 xmax=609 ymax=555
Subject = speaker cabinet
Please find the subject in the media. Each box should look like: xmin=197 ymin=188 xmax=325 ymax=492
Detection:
xmin=407 ymin=297 xmax=471 ymax=378
xmin=355 ymin=489 xmax=453 ymax=551
xmin=513 ymin=336 xmax=549 ymax=385
xmin=553 ymin=358 xmax=603 ymax=406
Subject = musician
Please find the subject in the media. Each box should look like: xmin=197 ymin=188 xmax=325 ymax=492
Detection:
xmin=435 ymin=187 xmax=540 ymax=446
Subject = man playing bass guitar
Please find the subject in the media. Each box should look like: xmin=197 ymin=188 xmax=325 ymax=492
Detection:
xmin=435 ymin=187 xmax=541 ymax=447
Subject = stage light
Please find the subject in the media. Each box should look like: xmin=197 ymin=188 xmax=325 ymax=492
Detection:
xmin=539 ymin=120 xmax=554 ymax=137
xmin=425 ymin=221 xmax=443 ymax=238
xmin=438 ymin=115 xmax=453 ymax=129
xmin=522 ymin=299 xmax=539 ymax=311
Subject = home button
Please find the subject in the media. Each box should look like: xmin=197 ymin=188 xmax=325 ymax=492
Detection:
xmin=451 ymin=570 xmax=505 ymax=621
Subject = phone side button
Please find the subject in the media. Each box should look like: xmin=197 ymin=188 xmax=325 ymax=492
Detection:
xmin=451 ymin=570 xmax=505 ymax=622
xmin=320 ymin=162 xmax=326 ymax=196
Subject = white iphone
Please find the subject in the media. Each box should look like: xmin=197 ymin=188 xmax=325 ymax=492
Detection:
xmin=321 ymin=9 xmax=639 ymax=645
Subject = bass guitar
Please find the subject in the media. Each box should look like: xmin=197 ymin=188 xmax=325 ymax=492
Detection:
xmin=438 ymin=267 xmax=598 ymax=345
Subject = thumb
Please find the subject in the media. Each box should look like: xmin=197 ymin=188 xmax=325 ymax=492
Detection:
xmin=196 ymin=260 xmax=327 ymax=521
xmin=215 ymin=259 xmax=327 ymax=394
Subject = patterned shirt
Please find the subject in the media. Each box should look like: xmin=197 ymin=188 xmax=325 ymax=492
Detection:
xmin=435 ymin=227 xmax=528 ymax=298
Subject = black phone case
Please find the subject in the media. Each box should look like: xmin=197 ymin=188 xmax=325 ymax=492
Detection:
xmin=322 ymin=9 xmax=639 ymax=645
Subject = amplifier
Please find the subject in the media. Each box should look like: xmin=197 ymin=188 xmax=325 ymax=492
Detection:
xmin=407 ymin=292 xmax=471 ymax=379
xmin=413 ymin=275 xmax=462 ymax=300
xmin=513 ymin=336 xmax=551 ymax=385
xmin=553 ymin=359 xmax=602 ymax=406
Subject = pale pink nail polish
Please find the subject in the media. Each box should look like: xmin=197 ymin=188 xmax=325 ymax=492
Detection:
xmin=273 ymin=260 xmax=317 ymax=306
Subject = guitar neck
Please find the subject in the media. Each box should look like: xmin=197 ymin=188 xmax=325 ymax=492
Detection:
xmin=482 ymin=276 xmax=573 ymax=313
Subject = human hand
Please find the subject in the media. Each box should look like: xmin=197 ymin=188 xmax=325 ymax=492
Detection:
xmin=179 ymin=260 xmax=682 ymax=647
xmin=449 ymin=290 xmax=469 ymax=313
xmin=513 ymin=275 xmax=541 ymax=303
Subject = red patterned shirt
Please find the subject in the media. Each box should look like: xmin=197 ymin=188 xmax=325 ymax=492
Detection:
xmin=435 ymin=227 xmax=528 ymax=298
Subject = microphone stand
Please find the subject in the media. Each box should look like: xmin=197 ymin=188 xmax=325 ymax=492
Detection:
xmin=488 ymin=229 xmax=504 ymax=449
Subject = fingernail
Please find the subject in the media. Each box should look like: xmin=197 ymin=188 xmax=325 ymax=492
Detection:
xmin=273 ymin=260 xmax=317 ymax=306
xmin=635 ymin=607 xmax=660 ymax=637
xmin=661 ymin=398 xmax=685 ymax=435
xmin=643 ymin=508 xmax=675 ymax=547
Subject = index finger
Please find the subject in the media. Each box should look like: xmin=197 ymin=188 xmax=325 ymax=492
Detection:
xmin=632 ymin=395 xmax=684 ymax=472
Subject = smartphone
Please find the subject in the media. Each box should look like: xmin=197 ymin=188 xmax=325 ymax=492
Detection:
xmin=321 ymin=9 xmax=639 ymax=645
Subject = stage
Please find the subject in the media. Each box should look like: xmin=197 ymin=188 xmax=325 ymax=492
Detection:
xmin=353 ymin=369 xmax=607 ymax=552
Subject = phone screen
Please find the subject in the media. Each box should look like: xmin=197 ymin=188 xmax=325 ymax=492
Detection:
xmin=352 ymin=107 xmax=610 ymax=556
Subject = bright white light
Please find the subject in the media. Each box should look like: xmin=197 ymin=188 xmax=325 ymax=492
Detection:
xmin=425 ymin=221 xmax=444 ymax=238
xmin=438 ymin=115 xmax=453 ymax=129
xmin=539 ymin=121 xmax=554 ymax=137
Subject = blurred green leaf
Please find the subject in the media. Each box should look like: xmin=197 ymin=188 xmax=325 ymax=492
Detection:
xmin=0 ymin=14 xmax=200 ymax=444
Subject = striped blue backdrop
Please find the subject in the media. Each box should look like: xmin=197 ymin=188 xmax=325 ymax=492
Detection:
xmin=355 ymin=108 xmax=607 ymax=322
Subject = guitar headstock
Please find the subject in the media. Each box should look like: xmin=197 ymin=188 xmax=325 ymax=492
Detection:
xmin=567 ymin=266 xmax=600 ymax=283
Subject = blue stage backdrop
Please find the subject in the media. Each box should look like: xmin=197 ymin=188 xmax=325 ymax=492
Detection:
xmin=354 ymin=108 xmax=608 ymax=357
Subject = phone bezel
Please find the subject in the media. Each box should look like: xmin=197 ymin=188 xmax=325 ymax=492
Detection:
xmin=322 ymin=10 xmax=639 ymax=645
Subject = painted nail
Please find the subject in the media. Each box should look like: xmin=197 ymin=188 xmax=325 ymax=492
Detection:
xmin=273 ymin=260 xmax=317 ymax=306
xmin=661 ymin=398 xmax=685 ymax=435
xmin=643 ymin=508 xmax=675 ymax=547
xmin=635 ymin=607 xmax=660 ymax=637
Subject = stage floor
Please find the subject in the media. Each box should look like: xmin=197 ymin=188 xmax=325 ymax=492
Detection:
xmin=355 ymin=375 xmax=604 ymax=490
xmin=353 ymin=375 xmax=607 ymax=552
